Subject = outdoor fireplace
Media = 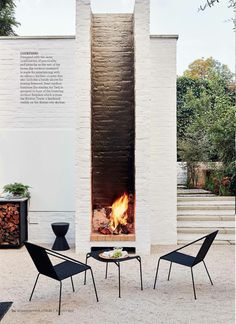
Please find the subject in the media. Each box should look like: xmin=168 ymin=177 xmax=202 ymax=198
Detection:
xmin=91 ymin=13 xmax=135 ymax=241
xmin=76 ymin=0 xmax=177 ymax=254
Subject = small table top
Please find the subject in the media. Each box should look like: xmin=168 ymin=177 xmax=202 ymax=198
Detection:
xmin=88 ymin=250 xmax=139 ymax=263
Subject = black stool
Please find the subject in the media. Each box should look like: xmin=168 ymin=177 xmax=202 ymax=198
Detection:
xmin=51 ymin=222 xmax=70 ymax=251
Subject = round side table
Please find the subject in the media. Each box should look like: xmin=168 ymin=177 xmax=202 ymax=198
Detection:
xmin=51 ymin=222 xmax=70 ymax=251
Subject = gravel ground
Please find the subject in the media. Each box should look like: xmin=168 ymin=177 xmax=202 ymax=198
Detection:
xmin=0 ymin=244 xmax=235 ymax=324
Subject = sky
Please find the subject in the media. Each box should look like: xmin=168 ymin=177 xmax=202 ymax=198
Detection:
xmin=14 ymin=0 xmax=235 ymax=75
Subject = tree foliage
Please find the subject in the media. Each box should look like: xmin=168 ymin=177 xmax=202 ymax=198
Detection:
xmin=177 ymin=57 xmax=235 ymax=166
xmin=177 ymin=77 xmax=210 ymax=141
xmin=0 ymin=0 xmax=20 ymax=36
xmin=183 ymin=57 xmax=233 ymax=83
xmin=198 ymin=0 xmax=236 ymax=11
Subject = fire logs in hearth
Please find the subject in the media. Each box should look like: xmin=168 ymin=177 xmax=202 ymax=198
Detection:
xmin=0 ymin=203 xmax=20 ymax=245
xmin=92 ymin=193 xmax=135 ymax=235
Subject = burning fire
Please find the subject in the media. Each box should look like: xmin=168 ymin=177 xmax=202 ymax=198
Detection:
xmin=109 ymin=193 xmax=129 ymax=232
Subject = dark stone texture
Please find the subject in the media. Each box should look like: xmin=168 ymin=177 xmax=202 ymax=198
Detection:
xmin=91 ymin=14 xmax=135 ymax=207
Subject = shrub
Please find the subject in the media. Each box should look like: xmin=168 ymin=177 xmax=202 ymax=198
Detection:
xmin=205 ymin=163 xmax=236 ymax=196
xmin=3 ymin=182 xmax=31 ymax=198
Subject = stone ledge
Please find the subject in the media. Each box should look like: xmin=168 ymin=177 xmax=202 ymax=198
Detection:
xmin=90 ymin=234 xmax=136 ymax=241
xmin=0 ymin=36 xmax=75 ymax=40
xmin=150 ymin=34 xmax=179 ymax=39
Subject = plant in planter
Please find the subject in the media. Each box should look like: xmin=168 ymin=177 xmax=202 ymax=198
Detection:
xmin=3 ymin=182 xmax=31 ymax=199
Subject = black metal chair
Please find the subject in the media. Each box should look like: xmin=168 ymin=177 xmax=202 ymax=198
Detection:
xmin=24 ymin=242 xmax=99 ymax=315
xmin=153 ymin=230 xmax=218 ymax=299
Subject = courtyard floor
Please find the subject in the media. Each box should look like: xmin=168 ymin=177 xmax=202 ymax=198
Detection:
xmin=0 ymin=244 xmax=235 ymax=324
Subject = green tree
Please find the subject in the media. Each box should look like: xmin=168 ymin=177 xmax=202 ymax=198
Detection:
xmin=177 ymin=76 xmax=210 ymax=142
xmin=178 ymin=90 xmax=213 ymax=162
xmin=0 ymin=0 xmax=20 ymax=36
xmin=177 ymin=58 xmax=235 ymax=191
xmin=178 ymin=85 xmax=235 ymax=190
xmin=183 ymin=57 xmax=233 ymax=83
xmin=177 ymin=57 xmax=235 ymax=154
xmin=207 ymin=99 xmax=236 ymax=164
xmin=179 ymin=88 xmax=235 ymax=164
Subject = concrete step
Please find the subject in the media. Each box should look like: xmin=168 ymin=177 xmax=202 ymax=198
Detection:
xmin=177 ymin=228 xmax=235 ymax=242
xmin=178 ymin=194 xmax=216 ymax=197
xmin=177 ymin=188 xmax=212 ymax=195
xmin=178 ymin=215 xmax=235 ymax=221
xmin=177 ymin=189 xmax=235 ymax=245
xmin=178 ymin=204 xmax=235 ymax=211
xmin=178 ymin=209 xmax=234 ymax=216
xmin=178 ymin=220 xmax=235 ymax=227
xmin=177 ymin=185 xmax=187 ymax=189
xmin=178 ymin=196 xmax=235 ymax=202
xmin=178 ymin=233 xmax=235 ymax=242
xmin=178 ymin=227 xmax=235 ymax=234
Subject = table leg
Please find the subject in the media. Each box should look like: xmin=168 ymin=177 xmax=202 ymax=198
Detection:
xmin=105 ymin=262 xmax=108 ymax=279
xmin=115 ymin=262 xmax=121 ymax=298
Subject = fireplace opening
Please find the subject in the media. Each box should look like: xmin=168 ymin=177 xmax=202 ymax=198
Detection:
xmin=91 ymin=13 xmax=135 ymax=241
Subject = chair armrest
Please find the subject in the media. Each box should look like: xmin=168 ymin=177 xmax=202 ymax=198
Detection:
xmin=45 ymin=248 xmax=90 ymax=268
xmin=160 ymin=234 xmax=208 ymax=258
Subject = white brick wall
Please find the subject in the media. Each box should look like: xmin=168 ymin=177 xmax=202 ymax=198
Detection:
xmin=0 ymin=38 xmax=76 ymax=244
xmin=134 ymin=0 xmax=151 ymax=254
xmin=0 ymin=0 xmax=178 ymax=251
xmin=75 ymin=0 xmax=92 ymax=253
xmin=149 ymin=36 xmax=178 ymax=244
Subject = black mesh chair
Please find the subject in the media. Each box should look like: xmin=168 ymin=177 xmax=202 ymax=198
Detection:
xmin=24 ymin=242 xmax=99 ymax=315
xmin=153 ymin=230 xmax=218 ymax=299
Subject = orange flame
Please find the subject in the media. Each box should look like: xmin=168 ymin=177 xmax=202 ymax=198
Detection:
xmin=109 ymin=193 xmax=129 ymax=232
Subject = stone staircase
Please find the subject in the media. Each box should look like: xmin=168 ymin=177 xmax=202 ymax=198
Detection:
xmin=177 ymin=187 xmax=235 ymax=245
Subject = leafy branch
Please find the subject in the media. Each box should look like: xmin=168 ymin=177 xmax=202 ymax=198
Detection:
xmin=3 ymin=182 xmax=31 ymax=198
xmin=198 ymin=0 xmax=236 ymax=12
xmin=0 ymin=0 xmax=20 ymax=36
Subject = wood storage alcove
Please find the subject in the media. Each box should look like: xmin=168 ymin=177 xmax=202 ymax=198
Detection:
xmin=91 ymin=13 xmax=135 ymax=241
xmin=0 ymin=199 xmax=28 ymax=248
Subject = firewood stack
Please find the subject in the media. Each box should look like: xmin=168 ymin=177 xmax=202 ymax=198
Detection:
xmin=0 ymin=203 xmax=20 ymax=245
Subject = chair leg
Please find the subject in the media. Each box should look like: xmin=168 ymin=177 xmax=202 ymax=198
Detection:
xmin=167 ymin=262 xmax=172 ymax=281
xmin=84 ymin=254 xmax=89 ymax=285
xmin=203 ymin=260 xmax=213 ymax=285
xmin=29 ymin=273 xmax=40 ymax=301
xmin=71 ymin=276 xmax=75 ymax=292
xmin=90 ymin=269 xmax=99 ymax=302
xmin=58 ymin=281 xmax=62 ymax=315
xmin=105 ymin=262 xmax=108 ymax=279
xmin=137 ymin=256 xmax=143 ymax=290
xmin=153 ymin=258 xmax=161 ymax=289
xmin=191 ymin=268 xmax=197 ymax=300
